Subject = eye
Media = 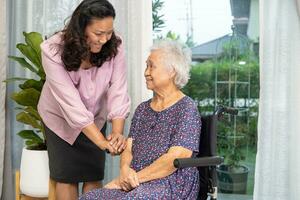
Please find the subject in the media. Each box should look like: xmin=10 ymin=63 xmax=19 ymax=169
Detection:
xmin=149 ymin=63 xmax=155 ymax=68
xmin=146 ymin=63 xmax=152 ymax=68
xmin=95 ymin=33 xmax=105 ymax=36
xmin=94 ymin=31 xmax=113 ymax=37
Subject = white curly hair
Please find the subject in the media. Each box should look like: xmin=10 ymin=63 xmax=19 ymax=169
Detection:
xmin=150 ymin=39 xmax=192 ymax=89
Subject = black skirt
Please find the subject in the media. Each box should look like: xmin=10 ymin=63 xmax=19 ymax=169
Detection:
xmin=44 ymin=124 xmax=106 ymax=183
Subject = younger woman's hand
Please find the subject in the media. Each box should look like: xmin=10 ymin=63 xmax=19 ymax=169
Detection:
xmin=106 ymin=133 xmax=127 ymax=153
xmin=99 ymin=140 xmax=116 ymax=155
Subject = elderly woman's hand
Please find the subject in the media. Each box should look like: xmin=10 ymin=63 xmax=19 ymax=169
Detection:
xmin=106 ymin=132 xmax=127 ymax=154
xmin=104 ymin=178 xmax=122 ymax=190
xmin=119 ymin=165 xmax=139 ymax=191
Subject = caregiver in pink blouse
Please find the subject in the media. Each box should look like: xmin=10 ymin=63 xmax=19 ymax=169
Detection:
xmin=37 ymin=0 xmax=130 ymax=199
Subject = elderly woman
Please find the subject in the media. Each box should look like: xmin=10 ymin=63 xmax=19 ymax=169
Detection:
xmin=80 ymin=39 xmax=201 ymax=200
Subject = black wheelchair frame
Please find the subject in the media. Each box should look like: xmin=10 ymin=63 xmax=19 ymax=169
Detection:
xmin=173 ymin=105 xmax=238 ymax=200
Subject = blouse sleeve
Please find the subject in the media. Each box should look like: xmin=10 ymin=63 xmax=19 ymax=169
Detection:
xmin=106 ymin=42 xmax=130 ymax=121
xmin=170 ymin=103 xmax=201 ymax=152
xmin=41 ymin=40 xmax=94 ymax=131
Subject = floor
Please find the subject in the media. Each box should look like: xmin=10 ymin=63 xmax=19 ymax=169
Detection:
xmin=19 ymin=196 xmax=47 ymax=200
xmin=218 ymin=193 xmax=253 ymax=200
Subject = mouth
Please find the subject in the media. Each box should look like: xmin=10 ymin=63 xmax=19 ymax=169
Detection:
xmin=91 ymin=44 xmax=103 ymax=52
xmin=93 ymin=44 xmax=102 ymax=48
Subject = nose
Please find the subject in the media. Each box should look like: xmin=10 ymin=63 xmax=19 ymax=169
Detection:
xmin=144 ymin=66 xmax=150 ymax=77
xmin=99 ymin=34 xmax=108 ymax=44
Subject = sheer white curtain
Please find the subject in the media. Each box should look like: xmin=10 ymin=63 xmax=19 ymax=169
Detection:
xmin=296 ymin=0 xmax=300 ymax=16
xmin=2 ymin=0 xmax=152 ymax=198
xmin=254 ymin=0 xmax=300 ymax=199
xmin=0 ymin=0 xmax=8 ymax=197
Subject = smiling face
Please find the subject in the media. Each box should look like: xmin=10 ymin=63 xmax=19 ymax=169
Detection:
xmin=144 ymin=50 xmax=175 ymax=91
xmin=85 ymin=17 xmax=114 ymax=53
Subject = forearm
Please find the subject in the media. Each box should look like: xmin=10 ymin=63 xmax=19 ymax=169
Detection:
xmin=137 ymin=146 xmax=193 ymax=183
xmin=111 ymin=118 xmax=125 ymax=134
xmin=120 ymin=138 xmax=133 ymax=168
xmin=82 ymin=123 xmax=106 ymax=149
xmin=137 ymin=153 xmax=176 ymax=183
xmin=118 ymin=138 xmax=139 ymax=191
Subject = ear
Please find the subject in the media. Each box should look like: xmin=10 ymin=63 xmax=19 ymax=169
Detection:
xmin=169 ymin=67 xmax=176 ymax=79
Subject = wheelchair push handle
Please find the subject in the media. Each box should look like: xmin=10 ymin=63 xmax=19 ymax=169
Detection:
xmin=214 ymin=105 xmax=238 ymax=117
xmin=173 ymin=156 xmax=224 ymax=168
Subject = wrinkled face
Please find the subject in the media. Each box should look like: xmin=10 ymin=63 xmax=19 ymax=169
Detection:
xmin=144 ymin=50 xmax=174 ymax=91
xmin=85 ymin=17 xmax=114 ymax=53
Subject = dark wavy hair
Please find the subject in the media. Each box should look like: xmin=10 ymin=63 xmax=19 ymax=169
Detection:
xmin=61 ymin=0 xmax=122 ymax=71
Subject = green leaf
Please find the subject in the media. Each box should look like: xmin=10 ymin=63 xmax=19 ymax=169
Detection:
xmin=17 ymin=130 xmax=43 ymax=143
xmin=37 ymin=70 xmax=46 ymax=81
xmin=26 ymin=140 xmax=37 ymax=146
xmin=11 ymin=88 xmax=40 ymax=108
xmin=26 ymin=143 xmax=47 ymax=150
xmin=23 ymin=32 xmax=44 ymax=72
xmin=25 ymin=140 xmax=43 ymax=149
xmin=8 ymin=56 xmax=39 ymax=74
xmin=16 ymin=111 xmax=42 ymax=130
xmin=24 ymin=106 xmax=41 ymax=121
xmin=19 ymin=79 xmax=44 ymax=92
xmin=3 ymin=77 xmax=29 ymax=83
xmin=16 ymin=43 xmax=41 ymax=70
xmin=23 ymin=32 xmax=43 ymax=58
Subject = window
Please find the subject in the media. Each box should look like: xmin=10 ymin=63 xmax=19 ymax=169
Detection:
xmin=153 ymin=0 xmax=259 ymax=198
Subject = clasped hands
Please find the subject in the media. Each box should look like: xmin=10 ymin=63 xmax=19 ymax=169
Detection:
xmin=101 ymin=131 xmax=127 ymax=155
xmin=104 ymin=165 xmax=140 ymax=191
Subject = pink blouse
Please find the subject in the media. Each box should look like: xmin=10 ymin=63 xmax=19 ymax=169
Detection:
xmin=38 ymin=33 xmax=130 ymax=145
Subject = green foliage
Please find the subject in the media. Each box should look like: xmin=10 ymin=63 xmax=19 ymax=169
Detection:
xmin=217 ymin=118 xmax=247 ymax=168
xmin=152 ymin=1 xmax=196 ymax=47
xmin=166 ymin=31 xmax=180 ymax=41
xmin=6 ymin=32 xmax=46 ymax=150
xmin=185 ymin=35 xmax=196 ymax=48
xmin=183 ymin=45 xmax=259 ymax=168
xmin=152 ymin=0 xmax=165 ymax=33
xmin=163 ymin=31 xmax=196 ymax=48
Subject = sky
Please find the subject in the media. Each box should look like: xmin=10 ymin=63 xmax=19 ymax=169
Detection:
xmin=156 ymin=0 xmax=233 ymax=46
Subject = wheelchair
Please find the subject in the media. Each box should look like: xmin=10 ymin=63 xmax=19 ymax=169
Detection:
xmin=174 ymin=105 xmax=238 ymax=200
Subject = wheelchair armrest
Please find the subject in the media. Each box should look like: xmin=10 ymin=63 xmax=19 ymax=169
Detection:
xmin=173 ymin=156 xmax=224 ymax=168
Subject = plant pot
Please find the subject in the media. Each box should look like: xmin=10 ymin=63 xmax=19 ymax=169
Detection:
xmin=216 ymin=164 xmax=249 ymax=194
xmin=20 ymin=147 xmax=49 ymax=197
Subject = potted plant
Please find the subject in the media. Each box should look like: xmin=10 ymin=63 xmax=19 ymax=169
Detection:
xmin=216 ymin=120 xmax=249 ymax=194
xmin=6 ymin=32 xmax=49 ymax=197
